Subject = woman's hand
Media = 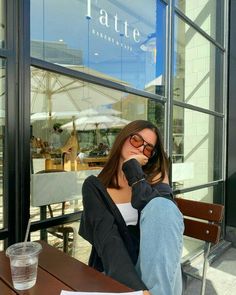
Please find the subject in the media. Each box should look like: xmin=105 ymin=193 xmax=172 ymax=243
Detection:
xmin=143 ymin=290 xmax=151 ymax=295
xmin=124 ymin=154 xmax=149 ymax=166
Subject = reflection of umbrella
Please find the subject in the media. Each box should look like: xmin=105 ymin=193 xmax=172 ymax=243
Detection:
xmin=31 ymin=111 xmax=80 ymax=122
xmin=62 ymin=115 xmax=130 ymax=131
xmin=30 ymin=65 xmax=127 ymax=142
xmin=62 ymin=114 xmax=130 ymax=144
xmin=31 ymin=66 xmax=123 ymax=114
xmin=0 ymin=109 xmax=5 ymax=125
xmin=61 ymin=107 xmax=128 ymax=131
xmin=74 ymin=107 xmax=121 ymax=117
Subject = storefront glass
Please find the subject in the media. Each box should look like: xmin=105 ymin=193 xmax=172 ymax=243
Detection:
xmin=173 ymin=16 xmax=224 ymax=113
xmin=0 ymin=0 xmax=6 ymax=48
xmin=31 ymin=228 xmax=91 ymax=263
xmin=174 ymin=0 xmax=224 ymax=45
xmin=27 ymin=1 xmax=227 ymax=261
xmin=30 ymin=66 xmax=165 ymax=222
xmin=30 ymin=0 xmax=166 ymax=95
xmin=0 ymin=58 xmax=5 ymax=231
xmin=172 ymin=106 xmax=222 ymax=190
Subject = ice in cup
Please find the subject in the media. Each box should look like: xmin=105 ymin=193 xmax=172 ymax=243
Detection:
xmin=6 ymin=241 xmax=42 ymax=290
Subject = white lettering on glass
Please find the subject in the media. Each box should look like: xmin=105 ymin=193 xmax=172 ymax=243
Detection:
xmin=92 ymin=29 xmax=133 ymax=52
xmin=99 ymin=9 xmax=110 ymax=27
xmin=124 ymin=21 xmax=129 ymax=38
xmin=86 ymin=0 xmax=141 ymax=43
xmin=133 ymin=28 xmax=140 ymax=43
xmin=114 ymin=14 xmax=120 ymax=33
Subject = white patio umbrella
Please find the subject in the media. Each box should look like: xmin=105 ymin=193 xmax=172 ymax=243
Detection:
xmin=31 ymin=66 xmax=124 ymax=115
xmin=31 ymin=111 xmax=80 ymax=122
xmin=74 ymin=107 xmax=121 ymax=117
xmin=30 ymin=66 xmax=124 ymax=141
xmin=0 ymin=109 xmax=5 ymax=125
xmin=61 ymin=115 xmax=130 ymax=144
xmin=62 ymin=115 xmax=130 ymax=130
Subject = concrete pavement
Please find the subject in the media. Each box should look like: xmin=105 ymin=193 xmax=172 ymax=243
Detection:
xmin=184 ymin=246 xmax=236 ymax=295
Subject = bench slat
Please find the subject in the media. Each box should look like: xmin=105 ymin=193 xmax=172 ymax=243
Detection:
xmin=176 ymin=197 xmax=224 ymax=295
xmin=175 ymin=198 xmax=224 ymax=222
xmin=183 ymin=218 xmax=221 ymax=244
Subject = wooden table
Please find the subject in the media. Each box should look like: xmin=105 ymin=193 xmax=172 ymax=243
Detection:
xmin=0 ymin=241 xmax=132 ymax=295
xmin=83 ymin=156 xmax=108 ymax=167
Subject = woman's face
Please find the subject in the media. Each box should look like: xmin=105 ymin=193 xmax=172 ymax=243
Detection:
xmin=121 ymin=128 xmax=157 ymax=161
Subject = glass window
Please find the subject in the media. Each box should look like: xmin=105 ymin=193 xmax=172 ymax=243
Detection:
xmin=172 ymin=106 xmax=222 ymax=190
xmin=176 ymin=185 xmax=213 ymax=203
xmin=30 ymin=67 xmax=165 ymax=257
xmin=31 ymin=228 xmax=91 ymax=262
xmin=0 ymin=58 xmax=5 ymax=231
xmin=173 ymin=16 xmax=224 ymax=113
xmin=0 ymin=0 xmax=6 ymax=48
xmin=30 ymin=0 xmax=166 ymax=95
xmin=174 ymin=0 xmax=224 ymax=44
xmin=30 ymin=66 xmax=165 ymax=223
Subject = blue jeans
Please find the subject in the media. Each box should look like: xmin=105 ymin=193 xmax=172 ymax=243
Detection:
xmin=135 ymin=197 xmax=184 ymax=295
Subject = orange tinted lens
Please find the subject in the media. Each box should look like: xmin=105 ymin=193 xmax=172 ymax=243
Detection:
xmin=130 ymin=134 xmax=143 ymax=147
xmin=143 ymin=145 xmax=154 ymax=158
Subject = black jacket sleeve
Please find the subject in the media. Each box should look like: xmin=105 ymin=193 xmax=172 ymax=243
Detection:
xmin=79 ymin=176 xmax=147 ymax=291
xmin=122 ymin=159 xmax=173 ymax=210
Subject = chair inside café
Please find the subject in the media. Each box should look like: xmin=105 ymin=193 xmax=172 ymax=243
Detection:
xmin=31 ymin=169 xmax=81 ymax=256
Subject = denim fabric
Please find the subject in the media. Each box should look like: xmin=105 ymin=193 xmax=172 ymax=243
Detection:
xmin=135 ymin=197 xmax=184 ymax=295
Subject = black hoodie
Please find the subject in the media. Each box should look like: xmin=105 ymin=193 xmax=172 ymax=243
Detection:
xmin=79 ymin=159 xmax=174 ymax=290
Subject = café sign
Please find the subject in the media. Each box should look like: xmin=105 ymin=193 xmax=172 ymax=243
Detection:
xmin=86 ymin=0 xmax=141 ymax=44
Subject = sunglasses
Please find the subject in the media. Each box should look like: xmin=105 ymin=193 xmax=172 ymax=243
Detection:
xmin=129 ymin=133 xmax=156 ymax=158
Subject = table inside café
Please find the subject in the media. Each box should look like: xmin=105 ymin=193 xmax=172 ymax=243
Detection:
xmin=0 ymin=241 xmax=132 ymax=295
xmin=82 ymin=156 xmax=108 ymax=167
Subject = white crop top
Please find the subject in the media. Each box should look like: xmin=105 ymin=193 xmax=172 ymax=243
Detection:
xmin=116 ymin=202 xmax=138 ymax=226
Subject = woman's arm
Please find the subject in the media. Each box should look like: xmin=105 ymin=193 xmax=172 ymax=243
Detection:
xmin=79 ymin=176 xmax=147 ymax=291
xmin=122 ymin=159 xmax=173 ymax=211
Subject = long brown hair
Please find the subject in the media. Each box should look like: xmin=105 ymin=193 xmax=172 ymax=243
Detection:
xmin=98 ymin=120 xmax=169 ymax=188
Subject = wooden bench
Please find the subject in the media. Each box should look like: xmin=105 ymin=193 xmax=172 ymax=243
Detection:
xmin=175 ymin=198 xmax=224 ymax=295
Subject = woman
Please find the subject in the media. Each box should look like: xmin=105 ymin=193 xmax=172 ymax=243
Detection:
xmin=79 ymin=120 xmax=184 ymax=295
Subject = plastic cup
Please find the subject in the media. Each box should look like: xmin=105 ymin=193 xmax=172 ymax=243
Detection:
xmin=6 ymin=241 xmax=42 ymax=290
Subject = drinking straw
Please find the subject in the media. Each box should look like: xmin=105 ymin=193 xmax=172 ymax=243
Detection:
xmin=22 ymin=218 xmax=31 ymax=253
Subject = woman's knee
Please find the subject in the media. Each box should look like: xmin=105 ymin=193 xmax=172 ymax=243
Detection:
xmin=140 ymin=197 xmax=184 ymax=232
xmin=141 ymin=197 xmax=181 ymax=219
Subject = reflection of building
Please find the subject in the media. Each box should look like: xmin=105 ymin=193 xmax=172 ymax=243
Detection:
xmin=31 ymin=40 xmax=83 ymax=65
xmin=114 ymin=94 xmax=148 ymax=122
xmin=144 ymin=75 xmax=165 ymax=96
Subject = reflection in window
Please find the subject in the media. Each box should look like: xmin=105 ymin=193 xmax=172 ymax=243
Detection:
xmin=0 ymin=58 xmax=5 ymax=230
xmin=179 ymin=186 xmax=214 ymax=203
xmin=173 ymin=16 xmax=223 ymax=113
xmin=30 ymin=66 xmax=165 ymax=227
xmin=30 ymin=228 xmax=91 ymax=263
xmin=30 ymin=0 xmax=166 ymax=94
xmin=29 ymin=68 xmax=165 ymax=258
xmin=30 ymin=66 xmax=124 ymax=174
xmin=172 ymin=107 xmax=184 ymax=163
xmin=174 ymin=0 xmax=224 ymax=44
xmin=0 ymin=0 xmax=6 ymax=48
xmin=172 ymin=106 xmax=222 ymax=190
